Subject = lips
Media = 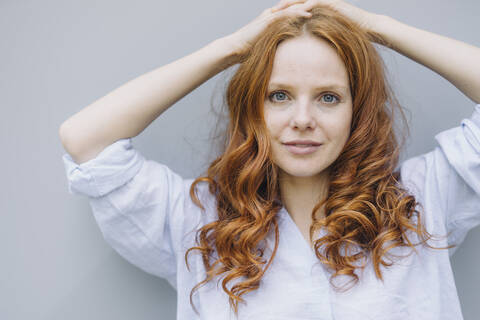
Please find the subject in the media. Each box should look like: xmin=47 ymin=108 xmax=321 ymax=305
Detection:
xmin=283 ymin=140 xmax=322 ymax=146
xmin=284 ymin=143 xmax=322 ymax=155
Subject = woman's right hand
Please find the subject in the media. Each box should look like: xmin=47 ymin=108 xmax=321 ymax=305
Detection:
xmin=223 ymin=1 xmax=313 ymax=60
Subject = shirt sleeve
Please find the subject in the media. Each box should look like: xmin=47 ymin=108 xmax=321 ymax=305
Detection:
xmin=62 ymin=138 xmax=199 ymax=289
xmin=400 ymin=104 xmax=480 ymax=257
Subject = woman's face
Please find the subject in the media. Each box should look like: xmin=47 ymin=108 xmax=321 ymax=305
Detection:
xmin=264 ymin=34 xmax=353 ymax=179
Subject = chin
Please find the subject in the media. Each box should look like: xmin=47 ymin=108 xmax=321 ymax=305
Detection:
xmin=279 ymin=165 xmax=326 ymax=178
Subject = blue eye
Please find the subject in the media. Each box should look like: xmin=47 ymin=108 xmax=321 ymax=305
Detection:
xmin=268 ymin=91 xmax=340 ymax=104
xmin=269 ymin=91 xmax=288 ymax=102
xmin=321 ymin=94 xmax=339 ymax=104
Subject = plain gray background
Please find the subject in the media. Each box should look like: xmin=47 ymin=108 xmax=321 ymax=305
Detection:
xmin=1 ymin=0 xmax=479 ymax=319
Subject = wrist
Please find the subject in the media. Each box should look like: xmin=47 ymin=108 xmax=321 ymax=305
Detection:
xmin=211 ymin=35 xmax=243 ymax=67
xmin=365 ymin=14 xmax=395 ymax=46
xmin=365 ymin=13 xmax=387 ymax=33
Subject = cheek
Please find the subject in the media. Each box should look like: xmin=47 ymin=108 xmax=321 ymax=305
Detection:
xmin=265 ymin=113 xmax=285 ymax=138
xmin=324 ymin=115 xmax=352 ymax=142
xmin=334 ymin=106 xmax=352 ymax=133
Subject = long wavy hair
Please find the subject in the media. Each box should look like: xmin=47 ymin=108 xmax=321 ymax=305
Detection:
xmin=184 ymin=5 xmax=455 ymax=316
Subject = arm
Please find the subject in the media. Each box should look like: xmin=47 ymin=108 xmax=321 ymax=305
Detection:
xmin=58 ymin=2 xmax=312 ymax=165
xmin=59 ymin=37 xmax=239 ymax=165
xmin=282 ymin=0 xmax=480 ymax=103
xmin=370 ymin=15 xmax=480 ymax=104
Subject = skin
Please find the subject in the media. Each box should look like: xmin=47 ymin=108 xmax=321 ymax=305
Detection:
xmin=264 ymin=33 xmax=353 ymax=237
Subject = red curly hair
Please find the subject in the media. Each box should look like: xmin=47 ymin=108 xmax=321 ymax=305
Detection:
xmin=184 ymin=4 xmax=454 ymax=316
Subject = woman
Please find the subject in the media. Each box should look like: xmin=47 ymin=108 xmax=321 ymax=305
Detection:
xmin=60 ymin=1 xmax=480 ymax=319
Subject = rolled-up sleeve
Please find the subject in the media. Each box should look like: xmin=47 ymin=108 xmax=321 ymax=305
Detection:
xmin=62 ymin=138 xmax=146 ymax=197
xmin=61 ymin=138 xmax=196 ymax=289
xmin=400 ymin=104 xmax=480 ymax=257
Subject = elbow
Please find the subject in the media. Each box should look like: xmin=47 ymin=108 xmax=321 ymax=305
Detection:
xmin=59 ymin=122 xmax=71 ymax=149
xmin=58 ymin=122 xmax=82 ymax=162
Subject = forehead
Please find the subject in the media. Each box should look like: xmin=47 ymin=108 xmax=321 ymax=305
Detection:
xmin=268 ymin=35 xmax=349 ymax=92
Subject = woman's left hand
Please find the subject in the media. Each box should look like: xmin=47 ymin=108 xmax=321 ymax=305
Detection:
xmin=271 ymin=0 xmax=382 ymax=34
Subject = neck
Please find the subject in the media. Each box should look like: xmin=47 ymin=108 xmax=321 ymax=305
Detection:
xmin=279 ymin=169 xmax=329 ymax=223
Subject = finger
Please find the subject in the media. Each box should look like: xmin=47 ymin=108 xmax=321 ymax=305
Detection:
xmin=272 ymin=7 xmax=313 ymax=18
xmin=299 ymin=0 xmax=317 ymax=10
xmin=273 ymin=0 xmax=307 ymax=10
xmin=300 ymin=0 xmax=332 ymax=12
xmin=271 ymin=0 xmax=308 ymax=12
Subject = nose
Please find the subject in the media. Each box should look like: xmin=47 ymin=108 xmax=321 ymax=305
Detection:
xmin=290 ymin=98 xmax=316 ymax=130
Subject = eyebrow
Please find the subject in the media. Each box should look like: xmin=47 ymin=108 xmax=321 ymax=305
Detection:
xmin=268 ymin=82 xmax=348 ymax=93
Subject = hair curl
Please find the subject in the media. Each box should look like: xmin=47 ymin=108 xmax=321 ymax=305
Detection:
xmin=183 ymin=5 xmax=455 ymax=316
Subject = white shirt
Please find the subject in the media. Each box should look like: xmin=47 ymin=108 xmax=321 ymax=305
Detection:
xmin=62 ymin=104 xmax=480 ymax=320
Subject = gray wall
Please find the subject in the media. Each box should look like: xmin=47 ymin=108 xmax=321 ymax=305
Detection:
xmin=2 ymin=0 xmax=478 ymax=319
